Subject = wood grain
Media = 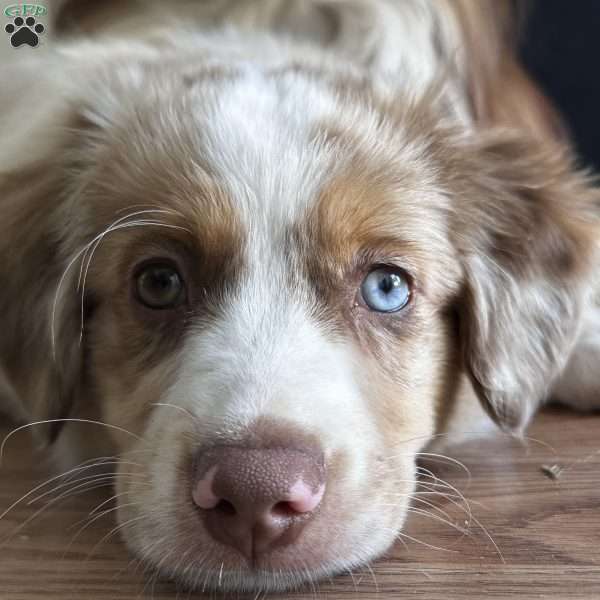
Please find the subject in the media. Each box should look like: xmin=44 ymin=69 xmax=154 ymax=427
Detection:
xmin=1 ymin=407 xmax=599 ymax=599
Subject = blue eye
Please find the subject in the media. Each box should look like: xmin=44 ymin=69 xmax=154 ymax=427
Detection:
xmin=360 ymin=267 xmax=410 ymax=313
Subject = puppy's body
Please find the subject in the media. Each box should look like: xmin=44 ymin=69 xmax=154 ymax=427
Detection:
xmin=1 ymin=0 xmax=599 ymax=593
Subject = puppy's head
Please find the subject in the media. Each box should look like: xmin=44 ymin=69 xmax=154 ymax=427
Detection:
xmin=2 ymin=29 xmax=597 ymax=594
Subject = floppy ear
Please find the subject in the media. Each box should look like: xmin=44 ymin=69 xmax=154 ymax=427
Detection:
xmin=0 ymin=56 xmax=86 ymax=444
xmin=454 ymin=133 xmax=599 ymax=432
xmin=0 ymin=163 xmax=85 ymax=443
xmin=437 ymin=0 xmax=598 ymax=431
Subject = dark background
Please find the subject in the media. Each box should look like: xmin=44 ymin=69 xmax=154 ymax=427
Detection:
xmin=521 ymin=0 xmax=600 ymax=172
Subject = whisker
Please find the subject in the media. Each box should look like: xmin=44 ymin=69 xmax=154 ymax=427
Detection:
xmin=364 ymin=562 xmax=380 ymax=594
xmin=416 ymin=469 xmax=474 ymax=526
xmin=52 ymin=207 xmax=190 ymax=355
xmin=384 ymin=430 xmax=559 ymax=457
xmin=76 ymin=209 xmax=180 ymax=292
xmin=111 ymin=536 xmax=165 ymax=583
xmin=416 ymin=469 xmax=503 ymax=561
xmin=559 ymin=445 xmax=600 ymax=475
xmin=409 ymin=494 xmax=456 ymax=522
xmin=28 ymin=466 xmax=145 ymax=505
xmin=415 ymin=452 xmax=472 ymax=483
xmin=0 ymin=419 xmax=141 ymax=465
xmin=406 ymin=507 xmax=469 ymax=535
xmin=78 ymin=219 xmax=191 ymax=344
xmin=86 ymin=515 xmax=147 ymax=561
xmin=1 ymin=478 xmax=124 ymax=548
xmin=465 ymin=510 xmax=505 ymax=563
xmin=66 ymin=501 xmax=141 ymax=554
xmin=115 ymin=204 xmax=184 ymax=216
xmin=88 ymin=490 xmax=133 ymax=518
xmin=140 ymin=545 xmax=176 ymax=597
xmin=0 ymin=456 xmax=123 ymax=522
xmin=151 ymin=403 xmax=199 ymax=423
xmin=346 ymin=568 xmax=359 ymax=592
xmin=394 ymin=530 xmax=459 ymax=554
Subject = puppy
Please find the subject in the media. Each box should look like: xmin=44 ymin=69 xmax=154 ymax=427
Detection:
xmin=1 ymin=0 xmax=599 ymax=593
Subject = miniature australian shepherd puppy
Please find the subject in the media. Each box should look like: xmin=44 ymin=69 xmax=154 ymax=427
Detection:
xmin=1 ymin=0 xmax=599 ymax=593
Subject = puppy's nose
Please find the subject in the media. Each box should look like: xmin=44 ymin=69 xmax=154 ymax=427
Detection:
xmin=192 ymin=446 xmax=326 ymax=561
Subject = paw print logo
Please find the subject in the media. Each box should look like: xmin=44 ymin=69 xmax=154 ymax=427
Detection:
xmin=5 ymin=16 xmax=45 ymax=48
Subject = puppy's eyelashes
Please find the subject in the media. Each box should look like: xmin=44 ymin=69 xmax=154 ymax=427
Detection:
xmin=134 ymin=261 xmax=186 ymax=310
xmin=358 ymin=266 xmax=411 ymax=313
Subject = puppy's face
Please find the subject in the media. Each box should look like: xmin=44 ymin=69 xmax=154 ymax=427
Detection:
xmin=20 ymin=53 xmax=594 ymax=593
xmin=57 ymin=64 xmax=463 ymax=590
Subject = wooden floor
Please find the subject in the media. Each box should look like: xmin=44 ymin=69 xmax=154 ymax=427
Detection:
xmin=0 ymin=407 xmax=599 ymax=599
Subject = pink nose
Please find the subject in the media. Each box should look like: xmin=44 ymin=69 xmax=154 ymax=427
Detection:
xmin=192 ymin=446 xmax=326 ymax=561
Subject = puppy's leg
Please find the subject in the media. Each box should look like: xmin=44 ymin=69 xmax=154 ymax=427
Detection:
xmin=552 ymin=302 xmax=600 ymax=411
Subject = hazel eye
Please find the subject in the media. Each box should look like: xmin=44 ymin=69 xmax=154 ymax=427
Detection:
xmin=360 ymin=267 xmax=410 ymax=313
xmin=135 ymin=263 xmax=185 ymax=309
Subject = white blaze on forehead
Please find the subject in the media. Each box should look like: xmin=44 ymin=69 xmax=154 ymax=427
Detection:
xmin=192 ymin=64 xmax=420 ymax=229
xmin=197 ymin=69 xmax=338 ymax=225
xmin=163 ymin=67 xmax=393 ymax=469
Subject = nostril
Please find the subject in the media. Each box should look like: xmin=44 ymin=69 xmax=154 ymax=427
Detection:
xmin=214 ymin=499 xmax=236 ymax=516
xmin=272 ymin=501 xmax=301 ymax=519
